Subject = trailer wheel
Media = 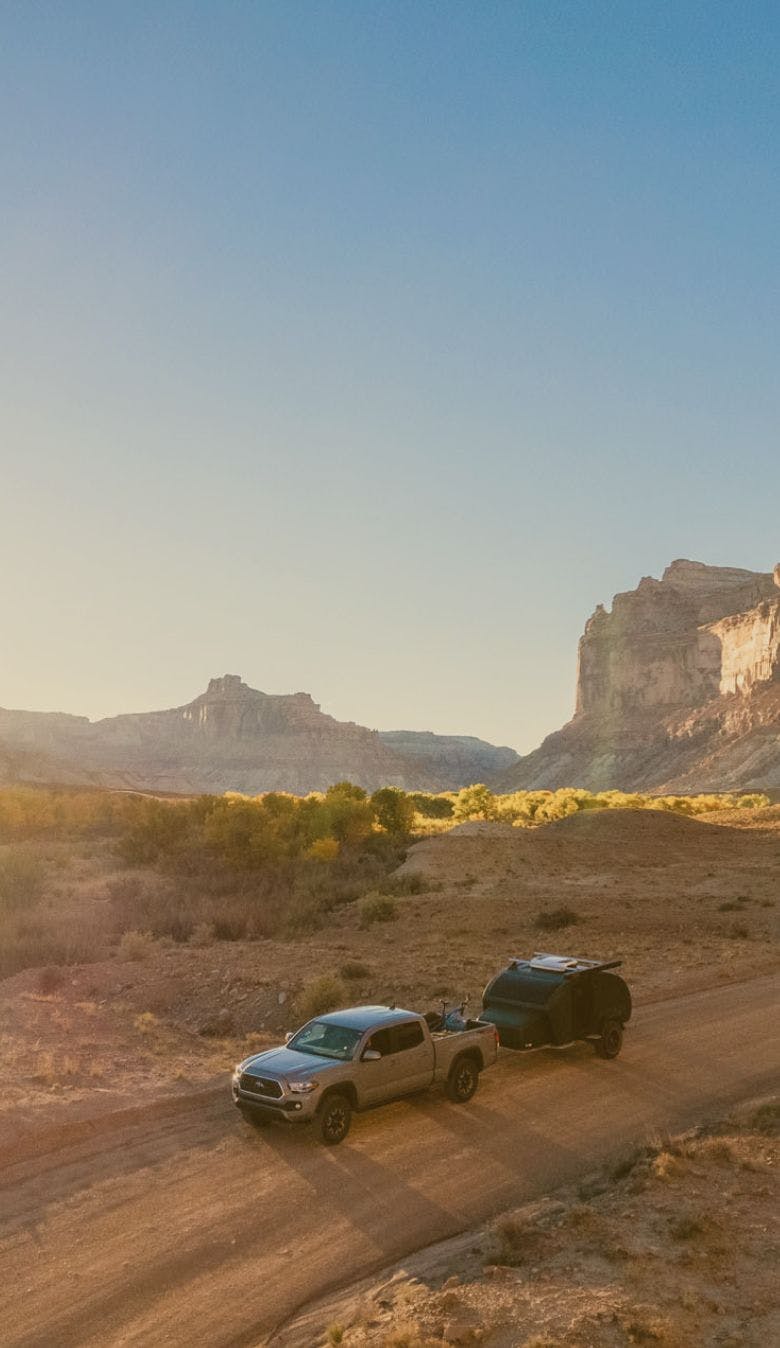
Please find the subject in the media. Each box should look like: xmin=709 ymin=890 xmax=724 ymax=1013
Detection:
xmin=446 ymin=1055 xmax=479 ymax=1103
xmin=596 ymin=1020 xmax=624 ymax=1059
xmin=315 ymin=1093 xmax=352 ymax=1145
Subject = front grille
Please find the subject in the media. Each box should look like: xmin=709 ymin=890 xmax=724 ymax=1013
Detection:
xmin=240 ymin=1073 xmax=283 ymax=1099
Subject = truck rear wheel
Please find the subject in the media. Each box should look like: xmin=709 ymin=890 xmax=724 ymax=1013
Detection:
xmin=315 ymin=1093 xmax=352 ymax=1145
xmin=596 ymin=1020 xmax=624 ymax=1059
xmin=446 ymin=1056 xmax=479 ymax=1103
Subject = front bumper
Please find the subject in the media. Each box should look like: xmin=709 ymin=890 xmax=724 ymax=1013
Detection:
xmin=231 ymin=1079 xmax=317 ymax=1123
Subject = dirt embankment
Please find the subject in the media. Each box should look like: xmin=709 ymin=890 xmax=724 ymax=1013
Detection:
xmin=275 ymin=1098 xmax=779 ymax=1348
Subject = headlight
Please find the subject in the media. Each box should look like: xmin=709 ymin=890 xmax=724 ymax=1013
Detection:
xmin=288 ymin=1080 xmax=318 ymax=1094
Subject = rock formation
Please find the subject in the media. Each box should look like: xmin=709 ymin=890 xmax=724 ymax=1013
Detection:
xmin=0 ymin=676 xmax=518 ymax=795
xmin=497 ymin=560 xmax=780 ymax=793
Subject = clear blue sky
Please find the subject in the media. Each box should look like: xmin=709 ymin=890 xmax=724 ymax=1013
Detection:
xmin=1 ymin=2 xmax=778 ymax=751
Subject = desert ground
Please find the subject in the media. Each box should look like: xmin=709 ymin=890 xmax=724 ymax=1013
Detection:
xmin=0 ymin=803 xmax=778 ymax=1346
xmin=2 ymin=805 xmax=778 ymax=1150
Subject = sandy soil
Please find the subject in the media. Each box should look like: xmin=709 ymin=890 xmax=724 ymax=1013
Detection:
xmin=2 ymin=808 xmax=778 ymax=1148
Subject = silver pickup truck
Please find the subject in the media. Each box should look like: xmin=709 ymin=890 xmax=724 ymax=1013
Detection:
xmin=232 ymin=1004 xmax=498 ymax=1144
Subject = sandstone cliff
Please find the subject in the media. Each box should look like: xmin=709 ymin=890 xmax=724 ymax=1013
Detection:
xmin=0 ymin=675 xmax=518 ymax=795
xmin=497 ymin=560 xmax=780 ymax=793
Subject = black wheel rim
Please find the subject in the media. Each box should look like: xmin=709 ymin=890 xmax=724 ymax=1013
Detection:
xmin=455 ymin=1065 xmax=474 ymax=1097
xmin=324 ymin=1105 xmax=347 ymax=1140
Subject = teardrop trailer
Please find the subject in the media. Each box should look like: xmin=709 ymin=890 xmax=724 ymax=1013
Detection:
xmin=480 ymin=952 xmax=632 ymax=1059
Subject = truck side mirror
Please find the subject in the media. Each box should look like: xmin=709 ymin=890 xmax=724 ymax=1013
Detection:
xmin=284 ymin=1031 xmax=293 ymax=1044
xmin=361 ymin=1048 xmax=381 ymax=1062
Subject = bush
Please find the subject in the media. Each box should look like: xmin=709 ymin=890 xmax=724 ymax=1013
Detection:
xmin=358 ymin=892 xmax=398 ymax=928
xmin=296 ymin=974 xmax=348 ymax=1022
xmin=0 ymin=852 xmax=46 ymax=911
xmin=189 ymin=921 xmax=214 ymax=947
xmin=534 ymin=906 xmax=581 ymax=931
xmin=340 ymin=960 xmax=371 ymax=980
xmin=119 ymin=929 xmax=155 ymax=961
xmin=370 ymin=787 xmax=415 ymax=837
xmin=37 ymin=965 xmax=66 ymax=994
xmin=306 ymin=837 xmax=340 ymax=862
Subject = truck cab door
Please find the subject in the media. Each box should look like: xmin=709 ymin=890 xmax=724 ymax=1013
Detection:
xmin=356 ymin=1027 xmax=397 ymax=1105
xmin=391 ymin=1020 xmax=435 ymax=1094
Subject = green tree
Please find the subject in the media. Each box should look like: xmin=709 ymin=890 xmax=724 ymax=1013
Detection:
xmin=370 ymin=787 xmax=415 ymax=837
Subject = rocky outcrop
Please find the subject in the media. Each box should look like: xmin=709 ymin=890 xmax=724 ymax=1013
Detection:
xmin=379 ymin=731 xmax=518 ymax=783
xmin=497 ymin=560 xmax=780 ymax=793
xmin=0 ymin=676 xmax=518 ymax=795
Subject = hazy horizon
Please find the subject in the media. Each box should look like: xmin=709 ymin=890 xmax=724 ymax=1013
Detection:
xmin=2 ymin=3 xmax=778 ymax=751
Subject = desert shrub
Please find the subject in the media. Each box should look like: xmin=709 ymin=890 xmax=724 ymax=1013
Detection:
xmin=380 ymin=1329 xmax=427 ymax=1348
xmin=484 ymin=1212 xmax=547 ymax=1267
xmin=326 ymin=1326 xmax=344 ymax=1346
xmin=0 ymin=852 xmax=47 ymax=911
xmin=305 ymin=837 xmax=340 ymax=862
xmin=37 ymin=964 xmax=66 ymax=994
xmin=119 ymin=929 xmax=155 ymax=961
xmin=534 ymin=906 xmax=581 ymax=931
xmin=669 ymin=1212 xmax=706 ymax=1241
xmin=728 ymin=923 xmax=750 ymax=939
xmin=381 ymin=873 xmax=428 ymax=896
xmin=370 ymin=787 xmax=415 ymax=837
xmin=189 ymin=921 xmax=214 ymax=947
xmin=746 ymin=1101 xmax=779 ymax=1136
xmin=0 ymin=911 xmax=107 ymax=979
xmin=296 ymin=973 xmax=347 ymax=1022
xmin=358 ymin=892 xmax=398 ymax=927
xmin=453 ymin=784 xmax=500 ymax=822
xmin=409 ymin=792 xmax=454 ymax=819
xmin=340 ymin=960 xmax=372 ymax=980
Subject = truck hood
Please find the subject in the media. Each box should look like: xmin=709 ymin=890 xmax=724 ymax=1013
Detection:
xmin=240 ymin=1046 xmax=341 ymax=1080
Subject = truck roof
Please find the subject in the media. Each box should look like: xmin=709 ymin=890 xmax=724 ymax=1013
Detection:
xmin=316 ymin=1005 xmax=418 ymax=1031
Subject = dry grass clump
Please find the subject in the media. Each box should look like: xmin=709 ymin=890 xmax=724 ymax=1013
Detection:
xmin=119 ymin=929 xmax=156 ymax=961
xmin=358 ymin=892 xmax=398 ymax=928
xmin=534 ymin=905 xmax=581 ymax=931
xmin=37 ymin=964 xmax=66 ymax=994
xmin=340 ymin=959 xmax=372 ymax=980
xmin=484 ymin=1211 xmax=550 ymax=1267
xmin=296 ymin=973 xmax=348 ymax=1022
xmin=0 ymin=851 xmax=47 ymax=911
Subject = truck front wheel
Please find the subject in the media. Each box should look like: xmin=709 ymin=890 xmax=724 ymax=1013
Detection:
xmin=315 ymin=1093 xmax=352 ymax=1145
xmin=446 ymin=1056 xmax=479 ymax=1103
xmin=596 ymin=1020 xmax=624 ymax=1059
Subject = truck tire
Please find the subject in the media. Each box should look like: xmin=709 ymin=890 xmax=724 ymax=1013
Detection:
xmin=315 ymin=1093 xmax=352 ymax=1145
xmin=446 ymin=1055 xmax=479 ymax=1103
xmin=596 ymin=1020 xmax=624 ymax=1059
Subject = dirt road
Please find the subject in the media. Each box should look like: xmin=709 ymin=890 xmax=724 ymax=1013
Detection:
xmin=1 ymin=975 xmax=778 ymax=1348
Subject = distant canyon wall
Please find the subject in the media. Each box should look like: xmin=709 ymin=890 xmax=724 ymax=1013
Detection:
xmin=0 ymin=675 xmax=518 ymax=796
xmin=498 ymin=559 xmax=780 ymax=794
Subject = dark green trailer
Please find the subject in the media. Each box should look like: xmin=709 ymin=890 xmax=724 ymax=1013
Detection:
xmin=480 ymin=953 xmax=632 ymax=1059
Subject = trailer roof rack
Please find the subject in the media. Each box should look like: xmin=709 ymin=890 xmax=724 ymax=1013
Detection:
xmin=509 ymin=953 xmax=622 ymax=975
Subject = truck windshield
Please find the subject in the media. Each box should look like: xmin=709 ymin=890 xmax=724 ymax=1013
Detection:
xmin=288 ymin=1021 xmax=363 ymax=1061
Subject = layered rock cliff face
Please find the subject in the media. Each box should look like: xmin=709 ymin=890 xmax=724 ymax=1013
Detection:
xmin=498 ymin=560 xmax=780 ymax=793
xmin=0 ymin=675 xmax=518 ymax=795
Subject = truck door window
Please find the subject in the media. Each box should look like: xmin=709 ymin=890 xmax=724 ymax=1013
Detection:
xmin=394 ymin=1022 xmax=424 ymax=1052
xmin=365 ymin=1028 xmax=394 ymax=1057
